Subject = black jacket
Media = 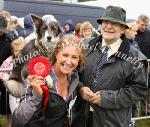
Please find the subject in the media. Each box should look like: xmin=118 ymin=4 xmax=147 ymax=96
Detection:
xmin=0 ymin=33 xmax=12 ymax=66
xmin=25 ymin=93 xmax=70 ymax=127
xmin=76 ymin=35 xmax=147 ymax=127
xmin=135 ymin=30 xmax=150 ymax=59
xmin=12 ymin=70 xmax=79 ymax=127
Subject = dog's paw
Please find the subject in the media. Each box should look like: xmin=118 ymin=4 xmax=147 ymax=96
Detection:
xmin=45 ymin=75 xmax=53 ymax=89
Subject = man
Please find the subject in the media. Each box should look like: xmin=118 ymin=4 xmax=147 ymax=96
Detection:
xmin=135 ymin=15 xmax=150 ymax=116
xmin=76 ymin=5 xmax=147 ymax=127
xmin=135 ymin=14 xmax=150 ymax=59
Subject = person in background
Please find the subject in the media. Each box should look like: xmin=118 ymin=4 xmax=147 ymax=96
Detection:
xmin=80 ymin=21 xmax=94 ymax=47
xmin=0 ymin=16 xmax=12 ymax=118
xmin=63 ymin=19 xmax=74 ymax=35
xmin=0 ymin=10 xmax=12 ymax=30
xmin=19 ymin=14 xmax=34 ymax=38
xmin=125 ymin=22 xmax=143 ymax=121
xmin=125 ymin=22 xmax=140 ymax=50
xmin=12 ymin=34 xmax=85 ymax=127
xmin=11 ymin=15 xmax=24 ymax=37
xmin=135 ymin=15 xmax=150 ymax=116
xmin=74 ymin=22 xmax=82 ymax=43
xmin=135 ymin=14 xmax=150 ymax=58
xmin=0 ymin=37 xmax=25 ymax=127
xmin=0 ymin=15 xmax=13 ymax=66
xmin=76 ymin=5 xmax=147 ymax=127
xmin=0 ymin=11 xmax=18 ymax=41
xmin=9 ymin=37 xmax=25 ymax=113
xmin=0 ymin=37 xmax=25 ymax=82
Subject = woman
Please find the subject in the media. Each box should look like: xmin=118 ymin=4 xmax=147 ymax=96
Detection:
xmin=74 ymin=23 xmax=82 ymax=43
xmin=80 ymin=21 xmax=94 ymax=47
xmin=12 ymin=34 xmax=85 ymax=127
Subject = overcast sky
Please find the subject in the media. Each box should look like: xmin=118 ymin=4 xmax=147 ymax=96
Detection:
xmin=79 ymin=0 xmax=150 ymax=20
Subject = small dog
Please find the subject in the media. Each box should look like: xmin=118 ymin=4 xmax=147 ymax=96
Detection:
xmin=5 ymin=14 xmax=62 ymax=97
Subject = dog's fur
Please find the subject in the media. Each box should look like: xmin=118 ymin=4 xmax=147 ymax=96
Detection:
xmin=5 ymin=14 xmax=62 ymax=97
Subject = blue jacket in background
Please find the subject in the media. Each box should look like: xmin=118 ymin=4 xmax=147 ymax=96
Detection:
xmin=63 ymin=19 xmax=74 ymax=35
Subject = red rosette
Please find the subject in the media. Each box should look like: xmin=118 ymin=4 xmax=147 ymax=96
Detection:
xmin=29 ymin=56 xmax=51 ymax=78
xmin=28 ymin=56 xmax=52 ymax=112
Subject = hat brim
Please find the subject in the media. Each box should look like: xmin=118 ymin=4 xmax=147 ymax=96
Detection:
xmin=97 ymin=17 xmax=129 ymax=29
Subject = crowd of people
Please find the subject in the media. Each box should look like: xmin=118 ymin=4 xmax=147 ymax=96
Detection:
xmin=0 ymin=5 xmax=150 ymax=127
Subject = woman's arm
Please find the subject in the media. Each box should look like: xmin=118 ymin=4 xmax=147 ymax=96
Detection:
xmin=13 ymin=75 xmax=45 ymax=124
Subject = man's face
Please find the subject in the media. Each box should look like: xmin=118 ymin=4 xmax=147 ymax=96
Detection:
xmin=65 ymin=24 xmax=70 ymax=32
xmin=138 ymin=20 xmax=149 ymax=32
xmin=101 ymin=20 xmax=125 ymax=44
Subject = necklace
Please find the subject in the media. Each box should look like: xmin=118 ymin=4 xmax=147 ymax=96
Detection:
xmin=35 ymin=40 xmax=53 ymax=59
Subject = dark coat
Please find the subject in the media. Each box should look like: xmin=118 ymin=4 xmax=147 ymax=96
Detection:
xmin=129 ymin=39 xmax=141 ymax=51
xmin=19 ymin=15 xmax=34 ymax=38
xmin=12 ymin=71 xmax=79 ymax=127
xmin=0 ymin=33 xmax=12 ymax=66
xmin=135 ymin=30 xmax=150 ymax=59
xmin=0 ymin=32 xmax=16 ymax=115
xmin=76 ymin=35 xmax=147 ymax=127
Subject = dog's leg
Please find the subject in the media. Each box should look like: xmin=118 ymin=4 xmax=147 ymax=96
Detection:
xmin=5 ymin=80 xmax=24 ymax=97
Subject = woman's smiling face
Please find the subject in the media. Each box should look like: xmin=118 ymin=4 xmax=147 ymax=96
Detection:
xmin=55 ymin=45 xmax=80 ymax=75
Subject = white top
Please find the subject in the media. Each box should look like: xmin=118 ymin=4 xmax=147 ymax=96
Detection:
xmin=102 ymin=38 xmax=122 ymax=58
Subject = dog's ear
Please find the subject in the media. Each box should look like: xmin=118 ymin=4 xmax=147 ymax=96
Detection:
xmin=31 ymin=14 xmax=42 ymax=27
xmin=57 ymin=22 xmax=63 ymax=37
xmin=31 ymin=14 xmax=42 ymax=40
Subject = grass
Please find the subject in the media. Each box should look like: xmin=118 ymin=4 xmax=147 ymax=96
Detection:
xmin=0 ymin=115 xmax=150 ymax=127
xmin=0 ymin=115 xmax=7 ymax=127
xmin=136 ymin=118 xmax=150 ymax=127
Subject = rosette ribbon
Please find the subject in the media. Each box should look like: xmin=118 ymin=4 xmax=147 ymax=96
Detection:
xmin=29 ymin=56 xmax=52 ymax=112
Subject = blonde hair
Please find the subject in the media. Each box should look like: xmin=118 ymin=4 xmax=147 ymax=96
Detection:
xmin=125 ymin=22 xmax=138 ymax=38
xmin=80 ymin=21 xmax=93 ymax=37
xmin=11 ymin=37 xmax=25 ymax=47
xmin=11 ymin=37 xmax=25 ymax=57
xmin=52 ymin=34 xmax=85 ymax=70
xmin=0 ymin=11 xmax=12 ymax=29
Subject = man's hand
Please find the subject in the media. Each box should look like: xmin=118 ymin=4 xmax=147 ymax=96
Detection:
xmin=79 ymin=87 xmax=94 ymax=101
xmin=89 ymin=91 xmax=101 ymax=106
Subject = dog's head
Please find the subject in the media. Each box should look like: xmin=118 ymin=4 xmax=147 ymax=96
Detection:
xmin=31 ymin=14 xmax=62 ymax=49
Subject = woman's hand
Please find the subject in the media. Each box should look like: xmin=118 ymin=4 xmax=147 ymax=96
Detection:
xmin=28 ymin=75 xmax=45 ymax=96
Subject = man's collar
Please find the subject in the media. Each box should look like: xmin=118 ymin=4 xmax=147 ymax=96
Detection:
xmin=102 ymin=38 xmax=122 ymax=50
xmin=102 ymin=38 xmax=122 ymax=58
xmin=88 ymin=35 xmax=130 ymax=56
